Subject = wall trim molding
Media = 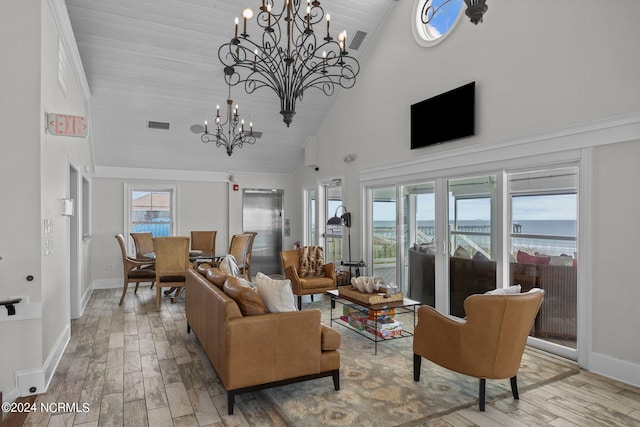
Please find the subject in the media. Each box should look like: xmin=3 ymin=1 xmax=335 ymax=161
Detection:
xmin=94 ymin=166 xmax=232 ymax=182
xmin=590 ymin=352 xmax=640 ymax=388
xmin=360 ymin=110 xmax=640 ymax=182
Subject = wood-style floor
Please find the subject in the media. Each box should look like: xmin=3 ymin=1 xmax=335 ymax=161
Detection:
xmin=9 ymin=286 xmax=640 ymax=427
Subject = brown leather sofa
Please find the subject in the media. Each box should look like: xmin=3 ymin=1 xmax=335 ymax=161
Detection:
xmin=185 ymin=264 xmax=341 ymax=414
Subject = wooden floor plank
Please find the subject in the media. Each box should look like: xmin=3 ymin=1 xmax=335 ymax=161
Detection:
xmin=9 ymin=289 xmax=640 ymax=427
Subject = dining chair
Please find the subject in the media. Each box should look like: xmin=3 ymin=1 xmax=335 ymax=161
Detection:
xmin=131 ymin=232 xmax=154 ymax=259
xmin=413 ymin=288 xmax=544 ymax=411
xmin=115 ymin=234 xmax=156 ymax=305
xmin=228 ymin=233 xmax=254 ymax=280
xmin=152 ymin=236 xmax=190 ymax=310
xmin=190 ymin=230 xmax=217 ymax=253
xmin=243 ymin=231 xmax=257 ymax=280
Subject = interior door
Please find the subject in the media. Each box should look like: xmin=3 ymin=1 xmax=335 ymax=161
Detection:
xmin=243 ymin=189 xmax=284 ymax=275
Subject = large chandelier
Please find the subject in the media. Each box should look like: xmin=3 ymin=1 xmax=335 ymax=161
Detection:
xmin=218 ymin=0 xmax=360 ymax=127
xmin=201 ymin=84 xmax=256 ymax=156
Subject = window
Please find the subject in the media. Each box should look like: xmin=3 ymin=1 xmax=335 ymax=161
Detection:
xmin=403 ymin=182 xmax=436 ymax=305
xmin=413 ymin=0 xmax=464 ymax=46
xmin=509 ymin=167 xmax=578 ymax=349
xmin=125 ymin=184 xmax=176 ymax=253
xmin=364 ymin=162 xmax=580 ymax=358
xmin=448 ymin=175 xmax=497 ymax=317
xmin=372 ymin=187 xmax=397 ymax=285
xmin=324 ymin=183 xmax=343 ymax=264
xmin=304 ymin=187 xmax=317 ymax=246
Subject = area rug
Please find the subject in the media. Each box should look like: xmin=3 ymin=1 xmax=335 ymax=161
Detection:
xmin=259 ymin=301 xmax=579 ymax=426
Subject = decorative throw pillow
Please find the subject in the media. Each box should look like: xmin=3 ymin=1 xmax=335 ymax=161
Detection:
xmin=485 ymin=285 xmax=522 ymax=295
xmin=472 ymin=251 xmax=490 ymax=262
xmin=220 ymin=254 xmax=240 ymax=277
xmin=453 ymin=245 xmax=471 ymax=259
xmin=298 ymin=246 xmax=325 ymax=277
xmin=206 ymin=267 xmax=227 ymax=289
xmin=516 ymin=250 xmax=550 ymax=265
xmin=223 ymin=277 xmax=268 ymax=316
xmin=255 ymin=272 xmax=298 ymax=312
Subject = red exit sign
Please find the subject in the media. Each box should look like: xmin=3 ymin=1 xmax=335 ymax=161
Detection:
xmin=47 ymin=113 xmax=88 ymax=138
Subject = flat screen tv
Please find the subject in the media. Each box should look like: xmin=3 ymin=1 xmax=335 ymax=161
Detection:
xmin=411 ymin=81 xmax=475 ymax=149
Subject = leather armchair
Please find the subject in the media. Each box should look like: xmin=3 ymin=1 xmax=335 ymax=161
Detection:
xmin=413 ymin=288 xmax=544 ymax=411
xmin=280 ymin=248 xmax=336 ymax=310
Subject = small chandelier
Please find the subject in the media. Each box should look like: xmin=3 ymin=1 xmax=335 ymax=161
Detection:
xmin=218 ymin=0 xmax=360 ymax=127
xmin=421 ymin=0 xmax=488 ymax=26
xmin=201 ymin=84 xmax=256 ymax=156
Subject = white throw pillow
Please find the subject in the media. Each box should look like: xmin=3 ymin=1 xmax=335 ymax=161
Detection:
xmin=485 ymin=285 xmax=521 ymax=295
xmin=549 ymin=255 xmax=574 ymax=266
xmin=220 ymin=254 xmax=240 ymax=277
xmin=255 ymin=272 xmax=298 ymax=312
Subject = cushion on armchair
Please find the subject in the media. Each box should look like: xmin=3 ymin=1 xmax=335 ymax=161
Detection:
xmin=299 ymin=246 xmax=326 ymax=277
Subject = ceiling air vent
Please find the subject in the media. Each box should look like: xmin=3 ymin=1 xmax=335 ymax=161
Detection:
xmin=349 ymin=30 xmax=367 ymax=51
xmin=147 ymin=120 xmax=170 ymax=130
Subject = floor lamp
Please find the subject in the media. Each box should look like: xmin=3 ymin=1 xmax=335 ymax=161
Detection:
xmin=327 ymin=205 xmax=352 ymax=275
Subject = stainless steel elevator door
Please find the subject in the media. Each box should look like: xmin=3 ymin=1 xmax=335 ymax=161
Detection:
xmin=243 ymin=189 xmax=284 ymax=275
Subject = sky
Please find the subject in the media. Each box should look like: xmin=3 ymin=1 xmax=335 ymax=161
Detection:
xmin=373 ymin=194 xmax=577 ymax=222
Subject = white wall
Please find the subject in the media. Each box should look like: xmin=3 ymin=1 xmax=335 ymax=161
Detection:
xmin=592 ymin=140 xmax=640 ymax=367
xmin=0 ymin=0 xmax=91 ymax=400
xmin=0 ymin=0 xmax=45 ymax=398
xmin=294 ymin=0 xmax=640 ymax=382
xmin=91 ymin=172 xmax=301 ymax=286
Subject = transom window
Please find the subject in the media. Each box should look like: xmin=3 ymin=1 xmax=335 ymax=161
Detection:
xmin=413 ymin=0 xmax=464 ymax=46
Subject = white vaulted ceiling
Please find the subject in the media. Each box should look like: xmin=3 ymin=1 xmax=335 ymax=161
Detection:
xmin=64 ymin=0 xmax=396 ymax=176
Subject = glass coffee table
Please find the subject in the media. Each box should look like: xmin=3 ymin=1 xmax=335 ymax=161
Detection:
xmin=326 ymin=289 xmax=421 ymax=354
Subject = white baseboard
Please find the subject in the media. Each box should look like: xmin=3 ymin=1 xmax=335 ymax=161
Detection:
xmin=15 ymin=323 xmax=70 ymax=397
xmin=91 ymin=278 xmax=122 ymax=289
xmin=91 ymin=278 xmax=154 ymax=291
xmin=79 ymin=285 xmax=93 ymax=315
xmin=589 ymin=352 xmax=640 ymax=388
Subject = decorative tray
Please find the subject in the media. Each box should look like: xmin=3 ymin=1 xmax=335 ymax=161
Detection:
xmin=338 ymin=286 xmax=404 ymax=305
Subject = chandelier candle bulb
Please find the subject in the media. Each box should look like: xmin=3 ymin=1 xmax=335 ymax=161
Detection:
xmin=234 ymin=17 xmax=239 ymax=38
xmin=326 ymin=14 xmax=330 ymax=38
xmin=242 ymin=8 xmax=253 ymax=36
xmin=204 ymin=120 xmax=208 ymax=133
xmin=267 ymin=4 xmax=271 ymax=28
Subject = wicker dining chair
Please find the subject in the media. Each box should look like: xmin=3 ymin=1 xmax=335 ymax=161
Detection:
xmin=115 ymin=234 xmax=156 ymax=305
xmin=152 ymin=236 xmax=190 ymax=310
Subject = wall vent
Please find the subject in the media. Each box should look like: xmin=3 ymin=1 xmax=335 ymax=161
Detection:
xmin=349 ymin=30 xmax=367 ymax=50
xmin=147 ymin=120 xmax=170 ymax=130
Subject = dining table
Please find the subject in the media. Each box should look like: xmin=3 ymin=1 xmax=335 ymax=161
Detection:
xmin=143 ymin=250 xmax=225 ymax=301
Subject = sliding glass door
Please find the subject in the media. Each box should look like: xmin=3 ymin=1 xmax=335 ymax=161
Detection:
xmin=364 ymin=163 xmax=580 ymax=358
xmin=371 ymin=187 xmax=397 ymax=285
xmin=448 ymin=175 xmax=497 ymax=317
xmin=403 ymin=182 xmax=436 ymax=306
xmin=509 ymin=167 xmax=578 ymax=349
